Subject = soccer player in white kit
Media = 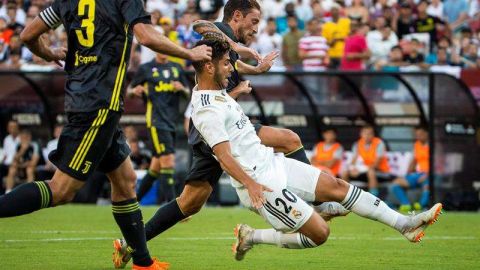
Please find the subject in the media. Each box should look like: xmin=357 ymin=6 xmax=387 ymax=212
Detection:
xmin=190 ymin=39 xmax=443 ymax=260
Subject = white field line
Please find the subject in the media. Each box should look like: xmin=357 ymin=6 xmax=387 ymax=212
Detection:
xmin=0 ymin=236 xmax=476 ymax=243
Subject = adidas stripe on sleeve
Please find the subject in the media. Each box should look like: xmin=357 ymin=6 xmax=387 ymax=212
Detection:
xmin=39 ymin=6 xmax=61 ymax=29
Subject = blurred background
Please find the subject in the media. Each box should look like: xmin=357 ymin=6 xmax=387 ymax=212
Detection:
xmin=0 ymin=0 xmax=479 ymax=211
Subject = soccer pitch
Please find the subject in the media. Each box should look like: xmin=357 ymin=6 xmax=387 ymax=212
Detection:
xmin=0 ymin=205 xmax=478 ymax=270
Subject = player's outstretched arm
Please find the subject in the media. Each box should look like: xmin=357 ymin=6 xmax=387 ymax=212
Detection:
xmin=133 ymin=23 xmax=212 ymax=61
xmin=192 ymin=20 xmax=261 ymax=61
xmin=213 ymin=142 xmax=272 ymax=209
xmin=20 ymin=17 xmax=66 ymax=66
xmin=235 ymin=50 xmax=279 ymax=75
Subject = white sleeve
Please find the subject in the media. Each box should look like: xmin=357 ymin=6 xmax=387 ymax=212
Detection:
xmin=192 ymin=104 xmax=229 ymax=148
xmin=39 ymin=6 xmax=61 ymax=29
xmin=184 ymin=101 xmax=193 ymax=118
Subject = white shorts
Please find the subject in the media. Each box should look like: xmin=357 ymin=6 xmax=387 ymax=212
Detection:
xmin=235 ymin=154 xmax=321 ymax=233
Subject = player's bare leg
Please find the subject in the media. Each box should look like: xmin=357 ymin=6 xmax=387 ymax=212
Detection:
xmin=136 ymin=157 xmax=162 ymax=201
xmin=257 ymin=126 xmax=310 ymax=164
xmin=314 ymin=172 xmax=442 ymax=242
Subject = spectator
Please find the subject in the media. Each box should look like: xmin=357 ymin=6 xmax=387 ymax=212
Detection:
xmin=426 ymin=0 xmax=443 ymax=19
xmin=367 ymin=16 xmax=398 ymax=65
xmin=129 ymin=139 xmax=151 ymax=170
xmin=369 ymin=0 xmax=391 ymax=22
xmin=298 ymin=18 xmax=329 ymax=71
xmin=340 ymin=22 xmax=370 ymax=70
xmin=322 ymin=3 xmax=350 ymax=69
xmin=276 ymin=2 xmax=305 ymax=35
xmin=0 ymin=39 xmax=7 ymax=63
xmin=443 ymin=0 xmax=469 ymax=32
xmin=391 ymin=126 xmax=430 ymax=212
xmin=37 ymin=124 xmax=63 ymax=180
xmin=261 ymin=0 xmax=286 ymax=19
xmin=1 ymin=120 xmax=20 ymax=184
xmin=26 ymin=4 xmax=40 ymax=18
xmin=195 ymin=0 xmax=224 ymax=21
xmin=0 ymin=16 xmax=13 ymax=44
xmin=123 ymin=125 xmax=147 ymax=151
xmin=159 ymin=17 xmax=185 ymax=67
xmin=346 ymin=0 xmax=369 ymax=24
xmin=310 ymin=127 xmax=344 ymax=177
xmin=3 ymin=47 xmax=21 ymax=69
xmin=374 ymin=45 xmax=408 ymax=71
xmin=341 ymin=124 xmax=392 ymax=196
xmin=295 ymin=0 xmax=313 ymax=23
xmin=177 ymin=10 xmax=202 ymax=50
xmin=5 ymin=129 xmax=39 ymax=193
xmin=414 ymin=0 xmax=445 ymax=52
xmin=0 ymin=0 xmax=26 ymax=27
xmin=251 ymin=17 xmax=284 ymax=69
xmin=425 ymin=36 xmax=451 ymax=64
xmin=403 ymin=38 xmax=427 ymax=69
xmin=5 ymin=1 xmax=24 ymax=34
xmin=282 ymin=15 xmax=305 ymax=70
xmin=392 ymin=2 xmax=415 ymax=40
xmin=147 ymin=0 xmax=187 ymax=21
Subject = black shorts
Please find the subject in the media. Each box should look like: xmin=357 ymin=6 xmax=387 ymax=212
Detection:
xmin=354 ymin=172 xmax=394 ymax=183
xmin=49 ymin=109 xmax=130 ymax=181
xmin=184 ymin=142 xmax=223 ymax=186
xmin=148 ymin=127 xmax=175 ymax=157
xmin=254 ymin=123 xmax=263 ymax=134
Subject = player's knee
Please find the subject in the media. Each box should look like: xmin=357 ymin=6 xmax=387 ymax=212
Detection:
xmin=49 ymin=181 xmax=78 ymax=206
xmin=311 ymin=225 xmax=330 ymax=246
xmin=283 ymin=130 xmax=302 ymax=151
xmin=178 ymin=193 xmax=204 ymax=216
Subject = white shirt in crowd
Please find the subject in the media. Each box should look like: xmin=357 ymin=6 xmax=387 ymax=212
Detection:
xmin=250 ymin=31 xmax=284 ymax=69
xmin=146 ymin=0 xmax=187 ymax=20
xmin=261 ymin=0 xmax=286 ymax=19
xmin=298 ymin=34 xmax=329 ymax=71
xmin=366 ymin=30 xmax=399 ymax=64
xmin=134 ymin=26 xmax=164 ymax=64
xmin=191 ymin=87 xmax=274 ymax=187
xmin=2 ymin=135 xmax=20 ymax=166
xmin=427 ymin=2 xmax=444 ymax=19
xmin=0 ymin=6 xmax=26 ymax=25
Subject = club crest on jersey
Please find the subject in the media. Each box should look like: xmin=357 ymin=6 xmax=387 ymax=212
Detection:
xmin=292 ymin=209 xmax=303 ymax=219
xmin=215 ymin=96 xmax=226 ymax=103
xmin=152 ymin=68 xmax=159 ymax=77
xmin=235 ymin=113 xmax=248 ymax=129
xmin=163 ymin=69 xmax=171 ymax=79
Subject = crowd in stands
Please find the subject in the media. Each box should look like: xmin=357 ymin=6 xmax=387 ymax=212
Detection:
xmin=0 ymin=0 xmax=479 ymax=71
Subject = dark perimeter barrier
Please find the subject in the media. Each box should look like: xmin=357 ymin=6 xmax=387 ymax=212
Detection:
xmin=0 ymin=71 xmax=479 ymax=209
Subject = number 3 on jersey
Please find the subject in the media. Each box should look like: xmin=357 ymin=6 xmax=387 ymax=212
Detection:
xmin=75 ymin=0 xmax=95 ymax=47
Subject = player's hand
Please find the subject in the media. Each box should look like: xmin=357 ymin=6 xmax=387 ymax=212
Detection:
xmin=189 ymin=45 xmax=212 ymax=61
xmin=256 ymin=51 xmax=279 ymax=73
xmin=238 ymin=80 xmax=252 ymax=95
xmin=245 ymin=181 xmax=273 ymax=209
xmin=237 ymin=46 xmax=261 ymax=62
xmin=49 ymin=47 xmax=67 ymax=67
xmin=172 ymin=81 xmax=185 ymax=91
xmin=130 ymin=85 xmax=146 ymax=97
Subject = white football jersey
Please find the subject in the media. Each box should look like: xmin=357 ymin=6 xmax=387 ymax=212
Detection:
xmin=191 ymin=87 xmax=275 ymax=187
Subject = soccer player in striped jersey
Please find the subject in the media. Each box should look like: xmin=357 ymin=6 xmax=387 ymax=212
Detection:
xmin=128 ymin=51 xmax=190 ymax=205
xmin=0 ymin=1 xmax=211 ymax=269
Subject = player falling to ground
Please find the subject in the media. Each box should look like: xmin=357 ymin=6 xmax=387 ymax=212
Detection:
xmin=187 ymin=39 xmax=442 ymax=260
xmin=0 ymin=1 xmax=211 ymax=269
xmin=128 ymin=51 xmax=190 ymax=204
xmin=113 ymin=39 xmax=442 ymax=268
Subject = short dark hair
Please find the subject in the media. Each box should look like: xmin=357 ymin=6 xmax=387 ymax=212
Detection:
xmin=362 ymin=123 xmax=375 ymax=131
xmin=415 ymin=125 xmax=428 ymax=132
xmin=322 ymin=127 xmax=337 ymax=133
xmin=223 ymin=0 xmax=261 ymax=23
xmin=391 ymin=45 xmax=402 ymax=52
xmin=192 ymin=39 xmax=231 ymax=72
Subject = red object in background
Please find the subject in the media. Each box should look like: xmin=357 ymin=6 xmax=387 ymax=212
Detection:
xmin=461 ymin=69 xmax=480 ymax=103
xmin=340 ymin=33 xmax=368 ymax=70
xmin=0 ymin=28 xmax=14 ymax=44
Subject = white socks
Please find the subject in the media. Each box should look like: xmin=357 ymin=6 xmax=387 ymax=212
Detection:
xmin=341 ymin=184 xmax=409 ymax=232
xmin=251 ymin=229 xmax=317 ymax=249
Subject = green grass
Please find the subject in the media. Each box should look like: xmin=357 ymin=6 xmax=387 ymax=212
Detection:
xmin=0 ymin=205 xmax=479 ymax=270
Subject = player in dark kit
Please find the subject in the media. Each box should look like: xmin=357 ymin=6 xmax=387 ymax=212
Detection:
xmin=0 ymin=0 xmax=211 ymax=269
xmin=129 ymin=51 xmax=190 ymax=204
